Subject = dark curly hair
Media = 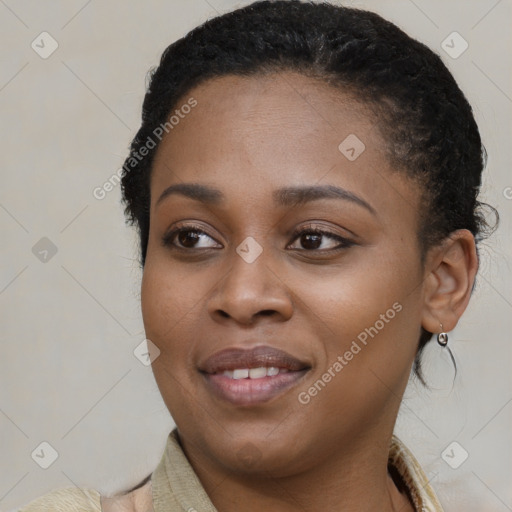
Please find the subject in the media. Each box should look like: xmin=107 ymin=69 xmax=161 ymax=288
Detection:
xmin=120 ymin=0 xmax=497 ymax=385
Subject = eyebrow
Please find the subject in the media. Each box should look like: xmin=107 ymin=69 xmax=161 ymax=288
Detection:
xmin=156 ymin=182 xmax=376 ymax=216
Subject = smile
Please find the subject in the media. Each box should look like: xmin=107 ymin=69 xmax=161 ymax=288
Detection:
xmin=220 ymin=367 xmax=287 ymax=379
xmin=199 ymin=345 xmax=311 ymax=406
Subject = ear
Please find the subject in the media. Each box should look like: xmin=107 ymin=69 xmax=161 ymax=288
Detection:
xmin=421 ymin=229 xmax=479 ymax=334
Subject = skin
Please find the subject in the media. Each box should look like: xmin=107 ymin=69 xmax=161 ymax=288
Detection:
xmin=139 ymin=71 xmax=478 ymax=512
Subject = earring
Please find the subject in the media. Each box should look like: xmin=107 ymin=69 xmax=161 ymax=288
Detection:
xmin=437 ymin=323 xmax=448 ymax=347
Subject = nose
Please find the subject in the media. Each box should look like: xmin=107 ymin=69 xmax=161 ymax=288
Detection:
xmin=207 ymin=247 xmax=294 ymax=325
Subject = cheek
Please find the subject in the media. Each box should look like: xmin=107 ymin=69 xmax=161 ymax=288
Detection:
xmin=140 ymin=260 xmax=205 ymax=353
xmin=140 ymin=261 xmax=207 ymax=418
xmin=291 ymin=249 xmax=423 ymax=381
xmin=291 ymin=250 xmax=418 ymax=332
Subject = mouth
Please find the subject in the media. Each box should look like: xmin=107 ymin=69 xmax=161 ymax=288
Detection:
xmin=199 ymin=345 xmax=311 ymax=406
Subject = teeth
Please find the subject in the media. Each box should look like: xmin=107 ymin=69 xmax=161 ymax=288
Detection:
xmin=233 ymin=369 xmax=249 ymax=379
xmin=220 ymin=367 xmax=287 ymax=379
xmin=249 ymin=367 xmax=267 ymax=379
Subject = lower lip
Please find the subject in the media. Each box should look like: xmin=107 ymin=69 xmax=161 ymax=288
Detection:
xmin=202 ymin=370 xmax=309 ymax=406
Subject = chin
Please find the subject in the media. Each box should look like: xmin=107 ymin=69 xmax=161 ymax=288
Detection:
xmin=195 ymin=424 xmax=317 ymax=478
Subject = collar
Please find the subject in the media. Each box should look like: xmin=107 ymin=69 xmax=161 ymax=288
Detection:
xmin=389 ymin=435 xmax=444 ymax=511
xmin=151 ymin=429 xmax=444 ymax=512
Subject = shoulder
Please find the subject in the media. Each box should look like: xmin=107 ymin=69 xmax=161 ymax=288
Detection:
xmin=18 ymin=487 xmax=102 ymax=512
xmin=18 ymin=480 xmax=154 ymax=512
xmin=101 ymin=480 xmax=153 ymax=512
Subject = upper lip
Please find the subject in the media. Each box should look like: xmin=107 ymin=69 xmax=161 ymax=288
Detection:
xmin=200 ymin=345 xmax=310 ymax=374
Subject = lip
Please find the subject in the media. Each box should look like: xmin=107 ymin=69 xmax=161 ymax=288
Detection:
xmin=200 ymin=346 xmax=310 ymax=374
xmin=199 ymin=345 xmax=311 ymax=406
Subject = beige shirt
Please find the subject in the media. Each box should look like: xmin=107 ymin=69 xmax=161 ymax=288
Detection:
xmin=18 ymin=430 xmax=444 ymax=511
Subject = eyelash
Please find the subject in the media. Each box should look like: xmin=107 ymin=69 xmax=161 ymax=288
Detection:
xmin=162 ymin=223 xmax=355 ymax=254
xmin=288 ymin=225 xmax=355 ymax=252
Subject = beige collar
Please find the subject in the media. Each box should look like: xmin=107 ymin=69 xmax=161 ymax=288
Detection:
xmin=388 ymin=435 xmax=445 ymax=511
xmin=113 ymin=430 xmax=444 ymax=512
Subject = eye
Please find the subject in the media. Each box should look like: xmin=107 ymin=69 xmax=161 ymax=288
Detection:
xmin=162 ymin=223 xmax=222 ymax=250
xmin=287 ymin=225 xmax=355 ymax=252
xmin=162 ymin=223 xmax=355 ymax=253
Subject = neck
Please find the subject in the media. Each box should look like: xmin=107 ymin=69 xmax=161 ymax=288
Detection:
xmin=180 ymin=428 xmax=414 ymax=512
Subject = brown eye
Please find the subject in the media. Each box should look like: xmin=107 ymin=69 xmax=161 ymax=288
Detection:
xmin=177 ymin=230 xmax=202 ymax=248
xmin=298 ymin=232 xmax=322 ymax=250
xmin=162 ymin=225 xmax=221 ymax=250
xmin=288 ymin=227 xmax=354 ymax=252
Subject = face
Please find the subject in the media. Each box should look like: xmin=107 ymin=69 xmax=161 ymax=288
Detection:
xmin=142 ymin=71 xmax=427 ymax=477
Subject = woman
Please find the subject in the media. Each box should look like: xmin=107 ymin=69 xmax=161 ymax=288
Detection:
xmin=19 ymin=1 xmax=498 ymax=511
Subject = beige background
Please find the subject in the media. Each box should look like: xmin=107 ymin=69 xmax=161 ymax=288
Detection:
xmin=1 ymin=1 xmax=510 ymax=510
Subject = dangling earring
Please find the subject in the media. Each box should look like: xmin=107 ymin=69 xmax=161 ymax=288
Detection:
xmin=437 ymin=323 xmax=448 ymax=347
xmin=437 ymin=322 xmax=457 ymax=381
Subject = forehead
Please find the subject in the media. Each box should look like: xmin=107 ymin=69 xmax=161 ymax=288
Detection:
xmin=153 ymin=70 xmax=378 ymax=171
xmin=150 ymin=71 xmax=420 ymax=223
